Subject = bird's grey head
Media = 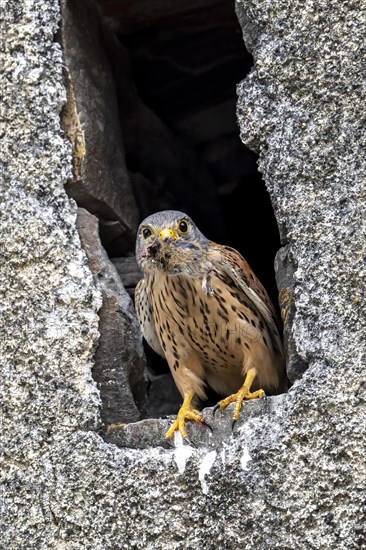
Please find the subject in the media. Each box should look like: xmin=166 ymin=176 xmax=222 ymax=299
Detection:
xmin=136 ymin=210 xmax=209 ymax=275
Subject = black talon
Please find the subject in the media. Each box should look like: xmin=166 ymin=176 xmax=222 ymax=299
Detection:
xmin=231 ymin=419 xmax=237 ymax=432
xmin=213 ymin=404 xmax=220 ymax=417
xmin=202 ymin=419 xmax=213 ymax=433
xmin=183 ymin=435 xmax=196 ymax=448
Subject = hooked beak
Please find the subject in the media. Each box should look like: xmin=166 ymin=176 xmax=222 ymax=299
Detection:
xmin=158 ymin=228 xmax=177 ymax=241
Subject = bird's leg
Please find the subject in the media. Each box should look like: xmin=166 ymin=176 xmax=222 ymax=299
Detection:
xmin=165 ymin=393 xmax=212 ymax=441
xmin=213 ymin=368 xmax=265 ymax=428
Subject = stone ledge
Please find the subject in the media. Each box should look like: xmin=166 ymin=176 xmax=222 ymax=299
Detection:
xmin=104 ymin=394 xmax=286 ymax=449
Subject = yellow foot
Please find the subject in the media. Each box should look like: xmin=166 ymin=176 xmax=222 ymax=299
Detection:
xmin=166 ymin=394 xmax=212 ymax=442
xmin=213 ymin=368 xmax=266 ymax=428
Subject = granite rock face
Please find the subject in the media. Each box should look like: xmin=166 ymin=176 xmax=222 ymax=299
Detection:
xmin=2 ymin=2 xmax=366 ymax=550
xmin=236 ymin=0 xmax=366 ymax=381
xmin=76 ymin=208 xmax=147 ymax=425
xmin=60 ymin=0 xmax=139 ymax=253
xmin=275 ymin=245 xmax=306 ymax=382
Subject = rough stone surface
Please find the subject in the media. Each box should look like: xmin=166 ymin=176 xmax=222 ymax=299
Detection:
xmin=60 ymin=0 xmax=139 ymax=253
xmin=275 ymin=245 xmax=307 ymax=382
xmin=76 ymin=208 xmax=147 ymax=425
xmin=105 ymin=396 xmax=285 ymax=450
xmin=236 ymin=0 xmax=366 ymax=382
xmin=2 ymin=2 xmax=366 ymax=550
xmin=111 ymin=256 xmax=142 ymax=298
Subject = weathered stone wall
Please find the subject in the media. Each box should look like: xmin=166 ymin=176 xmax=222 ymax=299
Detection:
xmin=236 ymin=0 xmax=366 ymax=385
xmin=2 ymin=1 xmax=365 ymax=550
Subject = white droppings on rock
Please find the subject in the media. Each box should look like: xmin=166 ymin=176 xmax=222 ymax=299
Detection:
xmin=240 ymin=447 xmax=252 ymax=470
xmin=198 ymin=450 xmax=217 ymax=494
xmin=221 ymin=447 xmax=226 ymax=466
xmin=173 ymin=432 xmax=194 ymax=474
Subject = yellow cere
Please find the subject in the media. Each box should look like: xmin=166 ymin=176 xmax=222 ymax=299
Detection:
xmin=158 ymin=228 xmax=177 ymax=240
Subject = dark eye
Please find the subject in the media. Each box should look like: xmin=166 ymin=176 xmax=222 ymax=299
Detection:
xmin=177 ymin=219 xmax=189 ymax=234
xmin=142 ymin=227 xmax=152 ymax=239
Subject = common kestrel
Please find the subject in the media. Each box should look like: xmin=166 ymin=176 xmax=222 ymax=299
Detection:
xmin=135 ymin=210 xmax=286 ymax=440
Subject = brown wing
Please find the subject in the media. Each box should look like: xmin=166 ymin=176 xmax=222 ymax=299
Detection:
xmin=134 ymin=278 xmax=165 ymax=358
xmin=207 ymin=242 xmax=281 ymax=329
xmin=208 ymin=242 xmax=287 ymax=393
